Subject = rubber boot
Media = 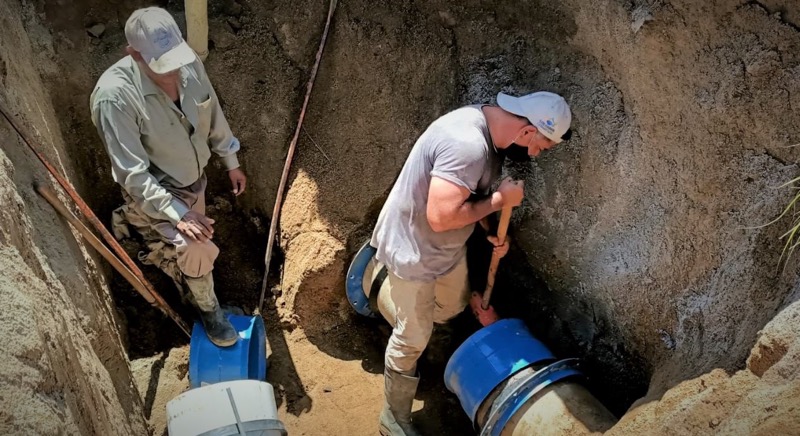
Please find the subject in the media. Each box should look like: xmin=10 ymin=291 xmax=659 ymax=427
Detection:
xmin=199 ymin=304 xmax=238 ymax=347
xmin=379 ymin=368 xmax=421 ymax=436
xmin=184 ymin=273 xmax=237 ymax=347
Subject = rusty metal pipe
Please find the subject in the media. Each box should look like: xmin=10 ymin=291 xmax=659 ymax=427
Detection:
xmin=35 ymin=183 xmax=191 ymax=336
xmin=257 ymin=0 xmax=338 ymax=314
xmin=35 ymin=183 xmax=156 ymax=305
xmin=1 ymin=103 xmax=191 ymax=337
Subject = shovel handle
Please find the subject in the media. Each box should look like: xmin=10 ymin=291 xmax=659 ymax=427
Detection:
xmin=482 ymin=205 xmax=513 ymax=310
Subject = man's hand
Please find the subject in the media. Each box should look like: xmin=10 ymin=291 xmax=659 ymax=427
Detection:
xmin=470 ymin=292 xmax=499 ymax=327
xmin=487 ymin=234 xmax=510 ymax=258
xmin=177 ymin=210 xmax=215 ymax=242
xmin=228 ymin=168 xmax=247 ymax=196
xmin=493 ymin=177 xmax=524 ymax=208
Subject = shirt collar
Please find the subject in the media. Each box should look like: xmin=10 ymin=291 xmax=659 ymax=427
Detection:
xmin=132 ymin=58 xmax=160 ymax=96
xmin=479 ymin=104 xmax=498 ymax=153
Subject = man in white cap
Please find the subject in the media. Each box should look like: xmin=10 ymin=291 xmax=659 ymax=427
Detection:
xmin=90 ymin=7 xmax=246 ymax=347
xmin=370 ymin=91 xmax=572 ymax=435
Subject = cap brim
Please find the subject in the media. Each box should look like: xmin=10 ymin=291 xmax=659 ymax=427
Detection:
xmin=147 ymin=41 xmax=197 ymax=74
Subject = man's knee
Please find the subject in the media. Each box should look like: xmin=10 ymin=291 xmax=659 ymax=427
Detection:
xmin=385 ymin=338 xmax=429 ymax=374
xmin=385 ymin=324 xmax=434 ymax=374
xmin=177 ymin=239 xmax=220 ymax=278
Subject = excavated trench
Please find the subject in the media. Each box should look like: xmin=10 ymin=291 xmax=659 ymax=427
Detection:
xmin=3 ymin=0 xmax=800 ymax=434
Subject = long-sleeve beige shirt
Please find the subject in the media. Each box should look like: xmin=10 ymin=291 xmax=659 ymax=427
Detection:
xmin=90 ymin=55 xmax=239 ymax=225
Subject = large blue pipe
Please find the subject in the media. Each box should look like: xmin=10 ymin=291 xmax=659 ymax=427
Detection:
xmin=445 ymin=319 xmax=617 ymax=435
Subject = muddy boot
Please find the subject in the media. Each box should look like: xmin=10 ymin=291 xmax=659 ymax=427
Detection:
xmin=379 ymin=368 xmax=421 ymax=436
xmin=185 ymin=274 xmax=237 ymax=347
xmin=199 ymin=305 xmax=238 ymax=347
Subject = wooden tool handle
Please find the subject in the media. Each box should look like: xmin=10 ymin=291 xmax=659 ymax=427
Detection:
xmin=35 ymin=183 xmax=192 ymax=336
xmin=481 ymin=205 xmax=512 ymax=310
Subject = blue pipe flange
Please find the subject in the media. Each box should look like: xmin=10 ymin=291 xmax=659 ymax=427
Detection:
xmin=479 ymin=358 xmax=584 ymax=436
xmin=345 ymin=240 xmax=379 ymax=318
xmin=444 ymin=319 xmax=556 ymax=424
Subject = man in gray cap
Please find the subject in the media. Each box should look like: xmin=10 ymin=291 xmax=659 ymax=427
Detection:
xmin=90 ymin=7 xmax=246 ymax=347
xmin=370 ymin=91 xmax=572 ymax=435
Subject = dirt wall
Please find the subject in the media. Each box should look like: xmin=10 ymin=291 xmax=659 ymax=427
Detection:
xmin=16 ymin=0 xmax=800 ymax=433
xmin=0 ymin=1 xmax=146 ymax=434
xmin=511 ymin=0 xmax=800 ymax=411
xmin=609 ymin=294 xmax=800 ymax=434
xmin=275 ymin=0 xmax=800 ymax=419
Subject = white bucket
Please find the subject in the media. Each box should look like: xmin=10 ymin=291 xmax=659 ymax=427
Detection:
xmin=166 ymin=380 xmax=286 ymax=435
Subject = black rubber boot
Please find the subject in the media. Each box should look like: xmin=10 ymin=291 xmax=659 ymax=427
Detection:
xmin=199 ymin=305 xmax=238 ymax=347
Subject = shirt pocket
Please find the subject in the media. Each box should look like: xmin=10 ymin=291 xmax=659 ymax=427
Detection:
xmin=194 ymin=95 xmax=213 ymax=140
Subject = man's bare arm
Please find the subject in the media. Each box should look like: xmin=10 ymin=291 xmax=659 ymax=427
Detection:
xmin=426 ymin=177 xmax=522 ymax=233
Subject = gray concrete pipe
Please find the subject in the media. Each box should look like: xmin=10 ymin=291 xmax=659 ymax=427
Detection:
xmin=475 ymin=366 xmax=618 ymax=436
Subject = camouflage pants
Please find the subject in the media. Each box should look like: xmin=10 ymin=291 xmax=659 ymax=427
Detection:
xmin=112 ymin=175 xmax=220 ymax=311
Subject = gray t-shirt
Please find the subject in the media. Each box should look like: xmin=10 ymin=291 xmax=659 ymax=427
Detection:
xmin=371 ymin=105 xmax=502 ymax=282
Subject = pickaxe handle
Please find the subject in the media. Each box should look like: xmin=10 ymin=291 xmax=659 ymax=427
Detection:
xmin=481 ymin=205 xmax=513 ymax=310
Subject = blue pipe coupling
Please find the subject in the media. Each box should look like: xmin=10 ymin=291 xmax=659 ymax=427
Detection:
xmin=444 ymin=319 xmax=583 ymax=435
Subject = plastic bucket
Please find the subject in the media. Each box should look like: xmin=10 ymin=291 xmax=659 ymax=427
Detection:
xmin=189 ymin=314 xmax=267 ymax=388
xmin=166 ymin=380 xmax=286 ymax=435
xmin=444 ymin=319 xmax=556 ymax=425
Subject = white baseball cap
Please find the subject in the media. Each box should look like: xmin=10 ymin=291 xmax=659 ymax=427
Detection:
xmin=125 ymin=7 xmax=196 ymax=74
xmin=497 ymin=91 xmax=572 ymax=143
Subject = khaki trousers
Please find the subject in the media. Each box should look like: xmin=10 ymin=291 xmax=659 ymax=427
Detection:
xmin=372 ymin=256 xmax=470 ymax=375
xmin=112 ymin=175 xmax=220 ymax=311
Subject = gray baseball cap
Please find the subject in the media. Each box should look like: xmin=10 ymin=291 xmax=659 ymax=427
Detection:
xmin=125 ymin=7 xmax=196 ymax=74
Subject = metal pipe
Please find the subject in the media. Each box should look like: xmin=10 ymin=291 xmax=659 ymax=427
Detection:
xmin=185 ymin=0 xmax=209 ymax=61
xmin=35 ymin=183 xmax=192 ymax=336
xmin=35 ymin=183 xmax=156 ymax=304
xmin=1 ymin=103 xmax=191 ymax=337
xmin=257 ymin=0 xmax=338 ymax=315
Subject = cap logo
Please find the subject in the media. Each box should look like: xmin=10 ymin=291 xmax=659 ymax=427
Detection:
xmin=537 ymin=118 xmax=556 ymax=134
xmin=154 ymin=28 xmax=172 ymax=49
